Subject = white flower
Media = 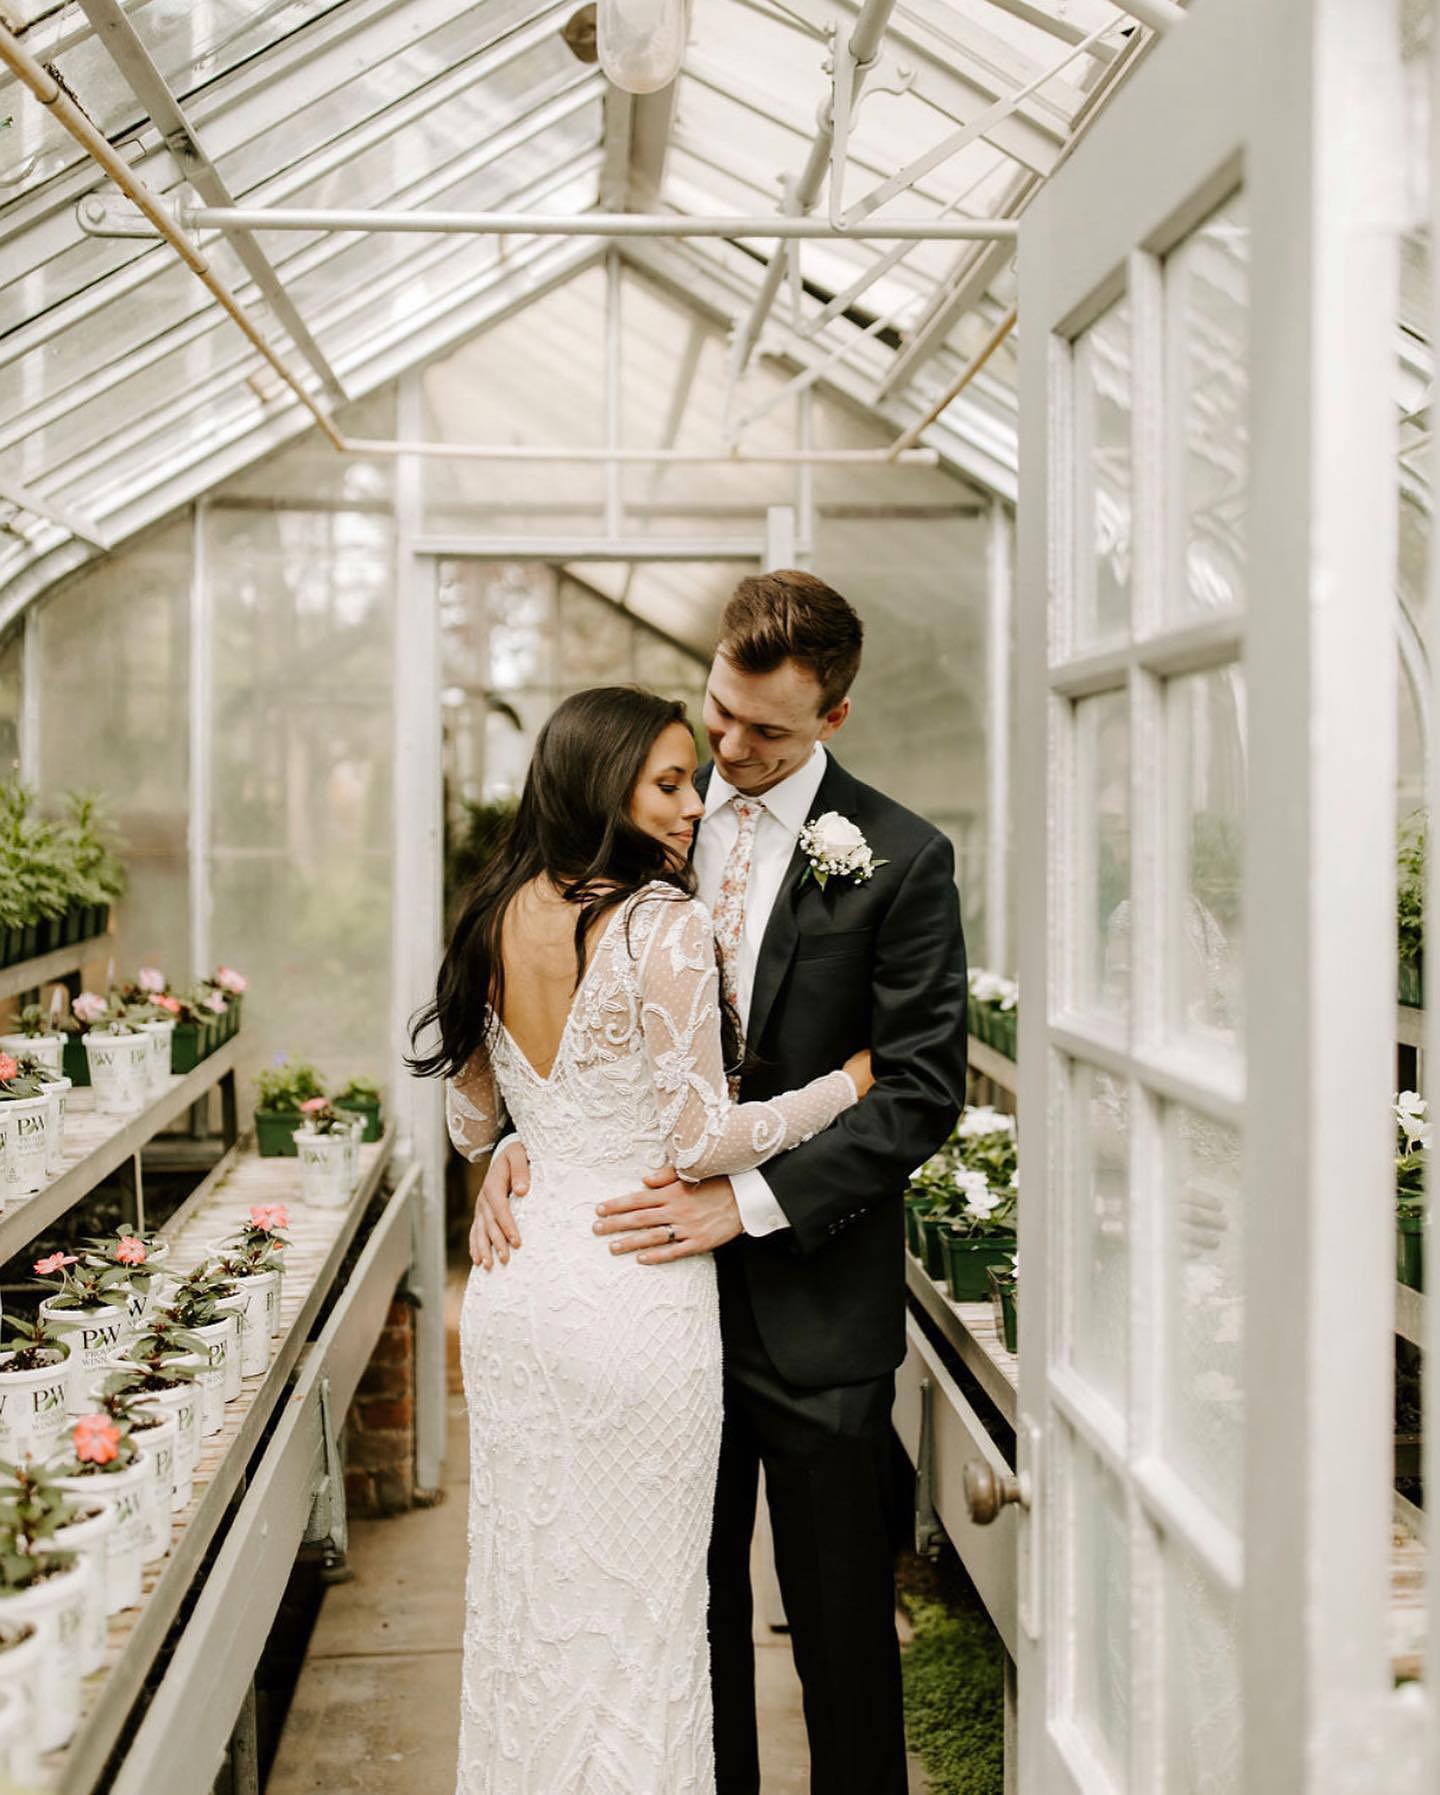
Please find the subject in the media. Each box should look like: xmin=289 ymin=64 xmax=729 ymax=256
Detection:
xmin=967 ymin=968 xmax=1019 ymax=1009
xmin=953 ymin=1166 xmax=989 ymax=1199
xmin=957 ymin=1105 xmax=1016 ymax=1140
xmin=137 ymin=967 xmax=166 ymax=994
xmin=1008 ymin=1252 xmax=1019 ymax=1277
xmin=1396 ymin=1090 xmax=1431 ymax=1150
xmin=798 ymin=812 xmax=887 ymax=889
xmin=963 ymin=1190 xmax=1002 ymax=1221
xmin=73 ymin=991 xmax=108 ymax=1025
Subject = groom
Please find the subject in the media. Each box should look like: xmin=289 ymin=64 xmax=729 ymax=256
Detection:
xmin=478 ymin=570 xmax=968 ymax=1795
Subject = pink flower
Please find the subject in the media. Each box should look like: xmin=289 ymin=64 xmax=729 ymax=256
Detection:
xmin=137 ymin=968 xmax=166 ymax=995
xmin=72 ymin=1414 xmax=121 ymax=1466
xmin=215 ymin=967 xmax=248 ymax=994
xmin=300 ymin=1096 xmax=329 ymax=1115
xmin=34 ymin=1251 xmax=78 ymax=1275
xmin=203 ymin=991 xmax=227 ymax=1014
xmin=155 ymin=994 xmax=182 ymax=1015
xmin=0 ymin=1053 xmax=19 ymax=1084
xmin=249 ymin=1203 xmax=290 ymax=1232
xmin=73 ymin=992 xmax=108 ymax=1025
xmin=115 ymin=1236 xmax=147 ymax=1266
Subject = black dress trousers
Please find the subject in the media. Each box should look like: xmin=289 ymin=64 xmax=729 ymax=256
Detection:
xmin=707 ymin=1263 xmax=909 ymax=1795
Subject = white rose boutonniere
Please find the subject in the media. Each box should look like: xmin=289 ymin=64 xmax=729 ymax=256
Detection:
xmin=798 ymin=811 xmax=888 ymax=890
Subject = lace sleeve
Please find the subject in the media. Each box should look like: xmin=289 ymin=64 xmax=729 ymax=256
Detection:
xmin=636 ymin=897 xmax=857 ymax=1180
xmin=445 ymin=1044 xmax=502 ymax=1162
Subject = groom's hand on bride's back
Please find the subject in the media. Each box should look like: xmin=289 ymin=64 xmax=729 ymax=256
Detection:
xmin=471 ymin=1140 xmax=531 ymax=1269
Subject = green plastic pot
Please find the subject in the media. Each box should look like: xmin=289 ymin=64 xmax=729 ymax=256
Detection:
xmin=943 ymin=1230 xmax=1019 ymax=1303
xmin=988 ymin=1266 xmax=1018 ymax=1354
xmin=993 ymin=1010 xmax=1017 ymax=1061
xmin=255 ymin=1109 xmax=303 ymax=1157
xmin=336 ymin=1097 xmax=382 ymax=1143
xmin=63 ymin=1036 xmax=91 ymax=1086
xmin=1399 ymin=954 xmax=1424 ymax=1009
xmin=919 ymin=1214 xmax=952 ymax=1282
xmin=904 ymin=1197 xmax=929 ymax=1259
xmin=1397 ymin=1211 xmax=1425 ymax=1292
xmin=171 ymin=1021 xmax=202 ymax=1075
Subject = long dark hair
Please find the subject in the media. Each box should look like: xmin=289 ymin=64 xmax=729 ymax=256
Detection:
xmin=409 ymin=686 xmax=719 ymax=1082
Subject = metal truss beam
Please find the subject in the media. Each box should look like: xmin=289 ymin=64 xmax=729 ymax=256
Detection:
xmin=342 ymin=440 xmax=940 ymax=465
xmin=171 ymin=204 xmax=1015 ymax=242
xmin=0 ymin=467 xmax=112 ymax=550
xmin=77 ymin=0 xmax=347 ymax=406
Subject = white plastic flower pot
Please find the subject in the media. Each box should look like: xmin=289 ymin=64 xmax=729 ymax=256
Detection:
xmin=0 ymin=1032 xmax=63 ymax=1075
xmin=94 ymin=1240 xmax=172 ymax=1333
xmin=49 ymin=1498 xmax=118 ymax=1668
xmin=210 ymin=1268 xmax=278 ymax=1374
xmin=0 ymin=1093 xmax=50 ymax=1200
xmin=0 ymin=1557 xmax=88 ymax=1751
xmin=40 ymin=1073 xmax=71 ymax=1175
xmin=204 ymin=1302 xmax=243 ymax=1401
xmin=126 ymin=1409 xmax=178 ymax=1560
xmin=83 ymin=1031 xmax=151 ymax=1116
xmin=0 ymin=1343 xmax=72 ymax=1465
xmin=137 ymin=1019 xmax=175 ymax=1095
xmin=184 ymin=1315 xmax=234 ymax=1435
xmin=295 ymin=1126 xmax=351 ymax=1207
xmin=51 ymin=1449 xmax=154 ymax=1612
xmin=37 ymin=1299 xmax=133 ymax=1413
xmin=0 ymin=1620 xmax=44 ymax=1787
xmin=129 ymin=1387 xmax=197 ymax=1511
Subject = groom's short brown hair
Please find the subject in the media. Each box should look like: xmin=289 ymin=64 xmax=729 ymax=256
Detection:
xmin=718 ymin=570 xmax=863 ymax=713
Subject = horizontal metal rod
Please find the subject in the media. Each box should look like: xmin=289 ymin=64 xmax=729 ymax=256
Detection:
xmin=182 ymin=205 xmax=1018 ymax=242
xmin=344 ymin=438 xmax=940 ymax=466
xmin=410 ymin=536 xmax=768 ymax=561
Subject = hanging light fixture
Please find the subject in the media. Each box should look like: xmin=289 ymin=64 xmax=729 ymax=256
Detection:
xmin=597 ymin=0 xmax=685 ymax=94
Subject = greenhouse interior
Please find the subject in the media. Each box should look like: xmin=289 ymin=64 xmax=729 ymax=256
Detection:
xmin=0 ymin=0 xmax=1436 ymax=1791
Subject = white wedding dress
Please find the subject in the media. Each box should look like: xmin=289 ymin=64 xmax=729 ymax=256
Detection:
xmin=445 ymin=885 xmax=857 ymax=1795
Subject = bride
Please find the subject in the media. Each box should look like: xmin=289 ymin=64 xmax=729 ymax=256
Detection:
xmin=408 ymin=686 xmax=873 ymax=1795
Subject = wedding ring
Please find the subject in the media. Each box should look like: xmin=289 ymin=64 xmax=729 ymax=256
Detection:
xmin=666 ymin=1224 xmax=678 ymax=1244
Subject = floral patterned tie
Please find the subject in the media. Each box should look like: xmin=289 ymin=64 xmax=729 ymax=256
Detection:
xmin=714 ymin=797 xmax=762 ymax=1025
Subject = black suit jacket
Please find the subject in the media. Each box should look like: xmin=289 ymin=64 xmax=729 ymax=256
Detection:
xmin=696 ymin=754 xmax=968 ymax=1388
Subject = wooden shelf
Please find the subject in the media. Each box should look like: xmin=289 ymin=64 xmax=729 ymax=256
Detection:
xmin=967 ymin=1034 xmax=1017 ymax=1093
xmin=34 ymin=1132 xmax=398 ymax=1795
xmin=0 ymin=1036 xmax=240 ymax=1264
xmin=0 ymin=940 xmax=99 ymax=1005
xmin=906 ymin=1249 xmax=1018 ymax=1426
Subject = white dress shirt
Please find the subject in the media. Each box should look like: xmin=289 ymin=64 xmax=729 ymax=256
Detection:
xmin=693 ymin=742 xmax=829 ymax=1237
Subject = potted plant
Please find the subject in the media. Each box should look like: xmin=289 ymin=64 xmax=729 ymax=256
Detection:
xmin=153 ymin=1280 xmax=235 ymax=1435
xmin=81 ymin=1230 xmax=169 ymax=1333
xmin=117 ymin=1320 xmax=220 ymax=1438
xmin=0 ymin=1515 xmax=85 ymax=1751
xmin=1398 ymin=814 xmax=1425 ymax=1008
xmin=207 ymin=1206 xmax=291 ymax=1360
xmin=98 ymin=1366 xmax=197 ymax=1512
xmin=0 ymin=1053 xmax=51 ymax=1202
xmin=939 ymin=1106 xmax=1019 ymax=1301
xmin=18 ymin=1052 xmax=73 ymax=1178
xmin=0 ymin=1004 xmax=65 ymax=1076
xmin=904 ymin=1150 xmax=955 ymax=1262
xmin=0 ymin=1315 xmax=72 ymax=1467
xmin=57 ymin=1002 xmax=90 ymax=1087
xmin=45 ymin=1414 xmax=156 ymax=1610
xmin=83 ymin=1388 xmax=176 ymax=1565
xmin=294 ymin=1098 xmax=358 ymax=1207
xmin=56 ymin=791 xmax=125 ymax=942
xmin=33 ymin=1252 xmax=136 ymax=1412
xmin=254 ymin=1057 xmax=325 ymax=1157
xmin=164 ymin=1265 xmax=242 ymax=1404
xmin=78 ymin=999 xmax=151 ymax=1115
xmin=162 ymin=991 xmax=211 ymax=1074
xmin=335 ymin=1075 xmax=383 ymax=1143
xmin=0 ymin=1453 xmax=115 ymax=1670
xmin=0 ymin=1615 xmax=45 ymax=1786
xmin=988 ymin=1253 xmax=1019 ymax=1355
xmin=967 ymin=968 xmax=1019 ymax=1061
xmin=207 ymin=966 xmax=246 ymax=1040
xmin=1396 ymin=1090 xmax=1427 ymax=1292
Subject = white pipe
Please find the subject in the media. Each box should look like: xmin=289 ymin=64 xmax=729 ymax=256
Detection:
xmin=341 ymin=439 xmax=941 ymax=465
xmin=181 ymin=205 xmax=1016 ymax=242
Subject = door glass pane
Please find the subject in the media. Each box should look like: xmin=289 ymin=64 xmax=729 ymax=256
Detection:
xmin=1165 ymin=1541 xmax=1241 ymax=1795
xmin=1075 ymin=690 xmax=1132 ymax=1018
xmin=1069 ymin=1061 xmax=1129 ymax=1413
xmin=1169 ymin=668 xmax=1247 ymax=1047
xmin=1074 ymin=296 xmax=1133 ymax=647
xmin=1167 ymin=190 xmax=1249 ymax=619
xmin=1071 ymin=1441 xmax=1131 ymax=1784
xmin=1164 ymin=1106 xmax=1244 ymax=1529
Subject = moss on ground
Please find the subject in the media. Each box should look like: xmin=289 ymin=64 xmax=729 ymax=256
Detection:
xmin=899 ymin=1547 xmax=1005 ymax=1795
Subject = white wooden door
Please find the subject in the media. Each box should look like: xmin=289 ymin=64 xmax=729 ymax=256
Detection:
xmin=1014 ymin=2 xmax=1408 ymax=1792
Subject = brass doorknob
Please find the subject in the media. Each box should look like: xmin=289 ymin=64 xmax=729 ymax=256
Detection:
xmin=964 ymin=1460 xmax=1028 ymax=1524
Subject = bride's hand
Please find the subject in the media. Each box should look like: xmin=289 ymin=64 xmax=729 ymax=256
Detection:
xmin=843 ymin=1048 xmax=874 ymax=1098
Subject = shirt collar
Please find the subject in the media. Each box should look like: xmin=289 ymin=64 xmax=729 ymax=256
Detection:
xmin=703 ymin=742 xmax=828 ymax=837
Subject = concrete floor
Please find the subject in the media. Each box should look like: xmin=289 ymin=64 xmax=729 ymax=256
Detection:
xmin=267 ymin=1265 xmax=928 ymax=1794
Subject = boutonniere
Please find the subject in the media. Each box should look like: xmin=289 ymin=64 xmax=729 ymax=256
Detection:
xmin=798 ymin=812 xmax=888 ymax=890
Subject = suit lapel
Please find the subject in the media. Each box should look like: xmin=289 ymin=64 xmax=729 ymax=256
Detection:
xmin=746 ymin=756 xmax=857 ymax=1051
